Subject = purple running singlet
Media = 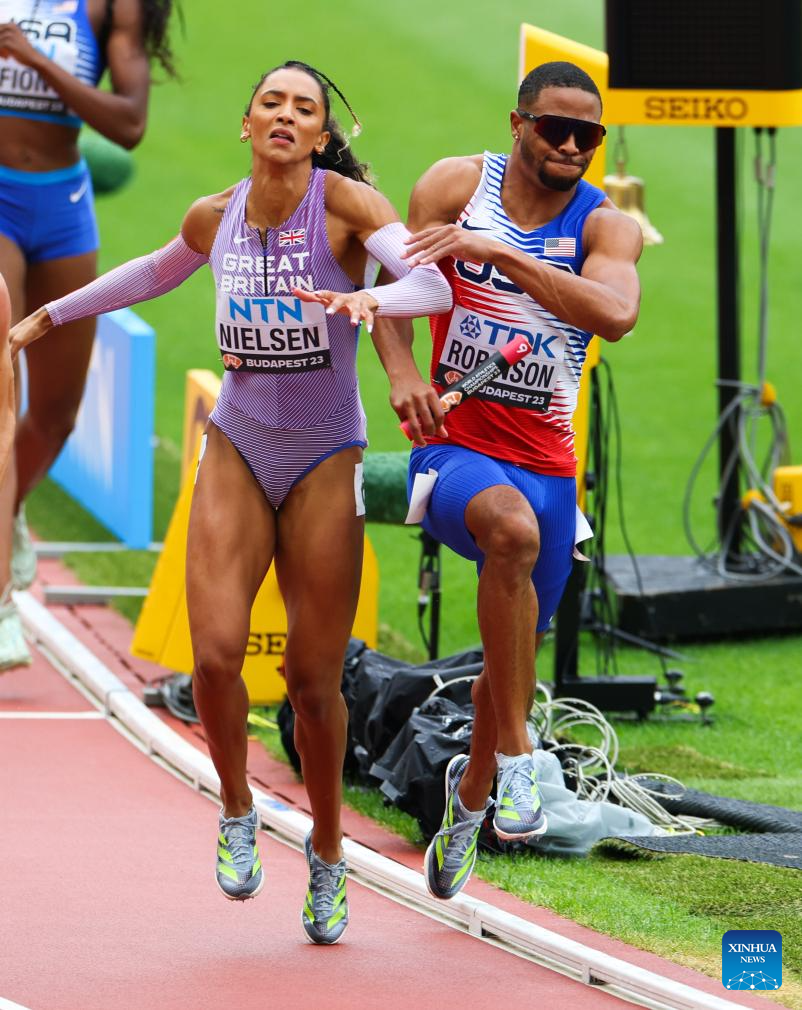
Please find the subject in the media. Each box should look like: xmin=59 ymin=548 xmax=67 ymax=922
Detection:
xmin=208 ymin=169 xmax=367 ymax=507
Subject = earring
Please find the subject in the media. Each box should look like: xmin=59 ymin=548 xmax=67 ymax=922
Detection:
xmin=240 ymin=133 xmax=249 ymax=143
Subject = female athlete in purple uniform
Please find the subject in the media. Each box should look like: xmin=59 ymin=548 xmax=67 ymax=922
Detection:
xmin=0 ymin=0 xmax=179 ymax=667
xmin=10 ymin=60 xmax=451 ymax=944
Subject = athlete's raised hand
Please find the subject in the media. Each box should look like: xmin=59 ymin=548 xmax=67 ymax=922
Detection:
xmin=0 ymin=22 xmax=44 ymax=68
xmin=9 ymin=308 xmax=53 ymax=360
xmin=403 ymin=224 xmax=500 ymax=267
xmin=293 ymin=287 xmax=379 ymax=332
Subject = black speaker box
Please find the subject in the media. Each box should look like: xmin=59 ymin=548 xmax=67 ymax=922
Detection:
xmin=602 ymin=555 xmax=802 ymax=640
xmin=606 ymin=0 xmax=802 ymax=91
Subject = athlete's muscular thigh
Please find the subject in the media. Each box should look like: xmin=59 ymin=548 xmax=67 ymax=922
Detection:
xmin=24 ymin=252 xmax=98 ymax=421
xmin=186 ymin=423 xmax=275 ymax=667
xmin=0 ymin=235 xmax=26 ymax=324
xmin=275 ymin=446 xmax=365 ymax=669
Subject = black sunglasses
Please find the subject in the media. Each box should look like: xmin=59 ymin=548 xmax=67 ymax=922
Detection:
xmin=516 ymin=110 xmax=606 ymax=152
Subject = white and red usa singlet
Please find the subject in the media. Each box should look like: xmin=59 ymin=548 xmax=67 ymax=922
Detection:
xmin=426 ymin=152 xmax=606 ymax=477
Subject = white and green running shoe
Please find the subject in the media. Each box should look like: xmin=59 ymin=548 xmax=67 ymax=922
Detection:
xmin=302 ymin=832 xmax=349 ymax=945
xmin=493 ymin=752 xmax=547 ymax=842
xmin=0 ymin=584 xmax=31 ymax=671
xmin=215 ymin=806 xmax=264 ymax=900
xmin=424 ymin=754 xmax=487 ymax=900
xmin=11 ymin=505 xmax=37 ymax=591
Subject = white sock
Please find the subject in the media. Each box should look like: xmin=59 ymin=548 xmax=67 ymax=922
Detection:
xmin=455 ymin=788 xmax=486 ymax=820
xmin=495 ymin=751 xmax=533 ymax=769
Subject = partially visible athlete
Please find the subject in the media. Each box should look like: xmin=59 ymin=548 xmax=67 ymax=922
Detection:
xmin=372 ymin=61 xmax=642 ymax=900
xmin=0 ymin=271 xmax=18 ymax=663
xmin=0 ymin=273 xmax=12 ymax=485
xmin=0 ymin=0 xmax=179 ymax=668
xmin=10 ymin=60 xmax=452 ymax=942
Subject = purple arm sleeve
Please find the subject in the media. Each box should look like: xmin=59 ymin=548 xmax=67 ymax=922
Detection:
xmin=45 ymin=235 xmax=208 ymax=327
xmin=362 ymin=222 xmax=452 ymax=317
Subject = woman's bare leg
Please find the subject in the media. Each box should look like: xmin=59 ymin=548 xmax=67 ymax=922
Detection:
xmin=0 ymin=273 xmax=15 ymax=485
xmin=275 ymin=446 xmax=364 ymax=865
xmin=0 ymin=236 xmax=26 ymax=591
xmin=186 ymin=422 xmax=275 ymax=817
xmin=17 ymin=251 xmax=97 ymax=502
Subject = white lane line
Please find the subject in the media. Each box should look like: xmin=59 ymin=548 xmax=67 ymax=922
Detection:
xmin=0 ymin=711 xmax=105 ymax=719
xmin=16 ymin=590 xmax=751 ymax=1010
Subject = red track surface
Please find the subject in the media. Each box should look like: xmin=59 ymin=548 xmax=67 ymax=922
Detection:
xmin=0 ymin=564 xmax=777 ymax=1010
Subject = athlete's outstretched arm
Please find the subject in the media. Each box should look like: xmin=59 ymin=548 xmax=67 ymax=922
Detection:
xmin=8 ymin=193 xmax=228 ymax=358
xmin=0 ymin=0 xmax=152 ymax=148
xmin=8 ymin=237 xmax=206 ymax=358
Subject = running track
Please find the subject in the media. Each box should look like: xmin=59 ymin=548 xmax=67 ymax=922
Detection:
xmin=0 ymin=563 xmax=778 ymax=1010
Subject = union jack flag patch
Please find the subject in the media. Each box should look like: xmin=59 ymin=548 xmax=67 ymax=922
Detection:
xmin=279 ymin=229 xmax=306 ymax=246
xmin=544 ymin=237 xmax=576 ymax=257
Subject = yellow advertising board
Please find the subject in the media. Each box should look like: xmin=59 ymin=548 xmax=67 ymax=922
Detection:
xmin=605 ymin=90 xmax=802 ymax=129
xmin=181 ymin=368 xmax=221 ymax=480
xmin=132 ymin=371 xmax=379 ymax=704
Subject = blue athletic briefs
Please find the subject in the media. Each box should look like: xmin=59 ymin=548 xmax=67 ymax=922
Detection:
xmin=0 ymin=159 xmax=99 ymax=263
xmin=0 ymin=159 xmax=98 ymax=262
xmin=409 ymin=443 xmax=576 ymax=633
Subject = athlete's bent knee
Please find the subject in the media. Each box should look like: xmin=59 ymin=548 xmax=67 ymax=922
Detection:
xmin=287 ymin=680 xmax=344 ymax=724
xmin=480 ymin=513 xmax=540 ymax=568
xmin=24 ymin=404 xmax=81 ymax=450
xmin=193 ymin=643 xmax=245 ymax=690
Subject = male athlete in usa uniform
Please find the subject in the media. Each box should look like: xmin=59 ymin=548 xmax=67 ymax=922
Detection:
xmin=372 ymin=61 xmax=642 ymax=900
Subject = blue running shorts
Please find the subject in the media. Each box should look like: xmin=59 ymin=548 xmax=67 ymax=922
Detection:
xmin=0 ymin=159 xmax=99 ymax=263
xmin=409 ymin=443 xmax=577 ymax=632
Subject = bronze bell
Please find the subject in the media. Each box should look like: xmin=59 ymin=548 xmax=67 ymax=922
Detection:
xmin=603 ymin=134 xmax=664 ymax=246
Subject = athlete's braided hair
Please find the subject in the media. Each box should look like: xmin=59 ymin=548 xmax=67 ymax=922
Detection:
xmin=247 ymin=61 xmax=372 ymax=184
xmin=99 ymin=1 xmax=181 ymax=79
xmin=141 ymin=0 xmax=181 ymax=78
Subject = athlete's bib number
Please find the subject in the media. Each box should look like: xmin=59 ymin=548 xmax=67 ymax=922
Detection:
xmin=215 ymin=295 xmax=332 ymax=374
xmin=436 ymin=305 xmax=566 ymax=412
xmin=0 ymin=6 xmax=79 ymax=116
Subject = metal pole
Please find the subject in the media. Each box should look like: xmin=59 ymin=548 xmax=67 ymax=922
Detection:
xmin=419 ymin=531 xmax=441 ymax=661
xmin=554 ymin=561 xmax=581 ymax=689
xmin=715 ymin=127 xmax=742 ymax=561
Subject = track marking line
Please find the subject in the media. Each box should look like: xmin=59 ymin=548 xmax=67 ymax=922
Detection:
xmin=0 ymin=711 xmax=105 ymax=719
xmin=0 ymin=997 xmax=35 ymax=1010
xmin=16 ymin=591 xmax=753 ymax=1010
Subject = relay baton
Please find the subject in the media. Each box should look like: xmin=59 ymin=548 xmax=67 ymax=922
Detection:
xmin=400 ymin=336 xmax=532 ymax=440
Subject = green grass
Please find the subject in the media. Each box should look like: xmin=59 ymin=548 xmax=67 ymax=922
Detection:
xmin=22 ymin=0 xmax=802 ymax=998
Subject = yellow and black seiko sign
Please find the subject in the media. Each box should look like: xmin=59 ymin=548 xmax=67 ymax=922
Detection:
xmin=519 ymin=24 xmax=802 ymax=129
xmin=607 ymin=90 xmax=802 ymax=129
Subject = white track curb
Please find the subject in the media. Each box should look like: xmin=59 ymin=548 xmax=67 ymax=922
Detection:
xmin=18 ymin=590 xmax=752 ymax=1010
